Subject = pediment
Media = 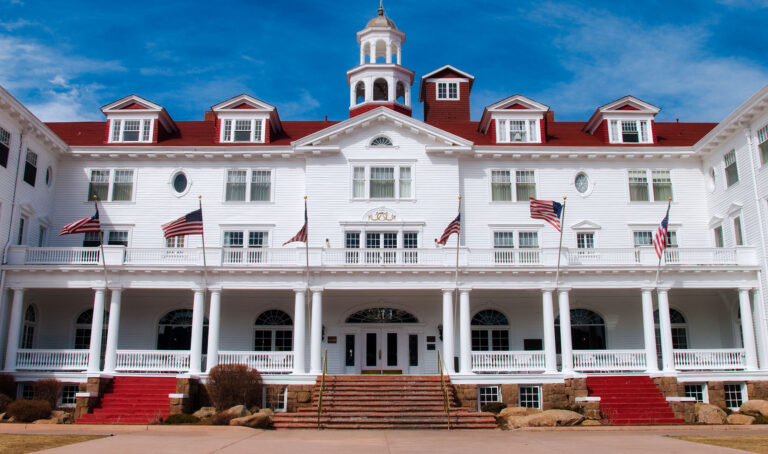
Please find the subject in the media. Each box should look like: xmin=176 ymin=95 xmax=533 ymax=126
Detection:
xmin=599 ymin=96 xmax=660 ymax=114
xmin=211 ymin=94 xmax=276 ymax=112
xmin=570 ymin=220 xmax=602 ymax=230
xmin=101 ymin=95 xmax=163 ymax=113
xmin=709 ymin=215 xmax=724 ymax=228
xmin=486 ymin=95 xmax=549 ymax=112
xmin=727 ymin=202 xmax=743 ymax=216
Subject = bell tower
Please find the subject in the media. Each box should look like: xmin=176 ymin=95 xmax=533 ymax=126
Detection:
xmin=347 ymin=3 xmax=414 ymax=117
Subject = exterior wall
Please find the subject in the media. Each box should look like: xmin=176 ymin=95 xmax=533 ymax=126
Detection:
xmin=423 ymin=78 xmax=471 ymax=123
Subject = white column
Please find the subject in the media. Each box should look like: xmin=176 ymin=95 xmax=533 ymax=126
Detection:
xmin=441 ymin=289 xmax=455 ymax=373
xmin=641 ymin=288 xmax=659 ymax=373
xmin=293 ymin=289 xmax=307 ymax=374
xmin=103 ymin=288 xmax=122 ymax=373
xmin=657 ymin=287 xmax=675 ymax=372
xmin=87 ymin=288 xmax=106 ymax=373
xmin=189 ymin=289 xmax=205 ymax=374
xmin=387 ymin=77 xmax=395 ymax=102
xmin=458 ymin=288 xmax=472 ymax=374
xmin=365 ymin=78 xmax=372 ymax=101
xmin=386 ymin=41 xmax=392 ymax=64
xmin=359 ymin=43 xmax=365 ymax=65
xmin=396 ymin=45 xmax=402 ymax=65
xmin=541 ymin=288 xmax=557 ymax=374
xmin=739 ymin=288 xmax=759 ymax=371
xmin=3 ymin=288 xmax=24 ymax=372
xmin=558 ymin=288 xmax=573 ymax=373
xmin=205 ymin=289 xmax=222 ymax=372
xmin=369 ymin=41 xmax=375 ymax=63
xmin=309 ymin=287 xmax=323 ymax=374
xmin=350 ymin=85 xmax=356 ymax=107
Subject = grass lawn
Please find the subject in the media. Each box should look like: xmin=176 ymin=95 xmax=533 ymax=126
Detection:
xmin=674 ymin=436 xmax=768 ymax=453
xmin=0 ymin=434 xmax=106 ymax=454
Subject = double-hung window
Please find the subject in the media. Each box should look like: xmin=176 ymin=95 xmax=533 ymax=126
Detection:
xmin=733 ymin=216 xmax=744 ymax=246
xmin=758 ymin=124 xmax=768 ymax=165
xmin=223 ymin=229 xmax=269 ymax=264
xmin=609 ymin=119 xmax=651 ymax=143
xmin=714 ymin=225 xmax=725 ymax=248
xmin=0 ymin=126 xmax=9 ymax=167
xmin=724 ymin=150 xmax=739 ymax=187
xmin=351 ymin=165 xmax=413 ymax=200
xmin=491 ymin=169 xmax=536 ymax=201
xmin=628 ymin=170 xmax=672 ymax=201
xmin=225 ymin=169 xmax=272 ymax=202
xmin=577 ymin=233 xmax=595 ymax=249
xmin=110 ymin=119 xmax=152 ymax=143
xmin=221 ymin=118 xmax=264 ymax=143
xmin=108 ymin=231 xmax=129 ymax=246
xmin=436 ymin=82 xmax=458 ymax=100
xmin=23 ymin=150 xmax=37 ymax=186
xmin=370 ymin=167 xmax=395 ymax=198
xmin=493 ymin=231 xmax=539 ymax=264
xmin=87 ymin=169 xmax=135 ymax=201
xmin=496 ymin=119 xmax=540 ymax=143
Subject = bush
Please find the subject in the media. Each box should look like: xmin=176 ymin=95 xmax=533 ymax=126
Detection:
xmin=481 ymin=402 xmax=508 ymax=414
xmin=164 ymin=413 xmax=200 ymax=424
xmin=0 ymin=374 xmax=16 ymax=399
xmin=6 ymin=399 xmax=52 ymax=422
xmin=0 ymin=393 xmax=11 ymax=412
xmin=206 ymin=364 xmax=262 ymax=411
xmin=33 ymin=379 xmax=63 ymax=408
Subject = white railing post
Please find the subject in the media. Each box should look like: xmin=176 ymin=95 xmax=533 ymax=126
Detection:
xmin=309 ymin=287 xmax=323 ymax=374
xmin=3 ymin=288 xmax=24 ymax=372
xmin=206 ymin=289 xmax=222 ymax=372
xmin=558 ymin=288 xmax=573 ymax=373
xmin=641 ymin=288 xmax=659 ymax=373
xmin=103 ymin=288 xmax=122 ymax=374
xmin=541 ymin=288 xmax=557 ymax=374
xmin=441 ymin=288 xmax=455 ymax=373
xmin=738 ymin=288 xmax=759 ymax=371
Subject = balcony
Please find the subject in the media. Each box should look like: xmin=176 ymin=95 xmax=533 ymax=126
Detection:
xmin=673 ymin=348 xmax=746 ymax=371
xmin=471 ymin=351 xmax=546 ymax=373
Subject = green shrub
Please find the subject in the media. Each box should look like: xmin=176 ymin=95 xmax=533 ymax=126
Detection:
xmin=481 ymin=402 xmax=508 ymax=414
xmin=205 ymin=364 xmax=263 ymax=411
xmin=6 ymin=399 xmax=52 ymax=422
xmin=33 ymin=379 xmax=63 ymax=408
xmin=0 ymin=393 xmax=11 ymax=412
xmin=164 ymin=413 xmax=200 ymax=424
xmin=0 ymin=374 xmax=16 ymax=399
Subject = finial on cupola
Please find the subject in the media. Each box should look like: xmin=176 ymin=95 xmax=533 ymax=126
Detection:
xmin=378 ymin=0 xmax=384 ymax=16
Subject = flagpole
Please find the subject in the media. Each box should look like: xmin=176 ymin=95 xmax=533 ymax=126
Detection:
xmin=554 ymin=196 xmax=567 ymax=290
xmin=654 ymin=198 xmax=672 ymax=287
xmin=453 ymin=195 xmax=462 ymax=365
xmin=199 ymin=196 xmax=208 ymax=289
xmin=304 ymin=196 xmax=309 ymax=292
xmin=93 ymin=196 xmax=110 ymax=289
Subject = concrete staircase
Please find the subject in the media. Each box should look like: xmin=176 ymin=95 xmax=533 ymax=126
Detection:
xmin=76 ymin=376 xmax=176 ymax=424
xmin=273 ymin=375 xmax=497 ymax=429
xmin=586 ymin=376 xmax=684 ymax=425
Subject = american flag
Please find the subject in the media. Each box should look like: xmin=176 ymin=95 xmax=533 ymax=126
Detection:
xmin=653 ymin=207 xmax=670 ymax=259
xmin=529 ymin=198 xmax=563 ymax=232
xmin=437 ymin=213 xmax=460 ymax=246
xmin=283 ymin=204 xmax=308 ymax=245
xmin=162 ymin=208 xmax=204 ymax=239
xmin=59 ymin=207 xmax=101 ymax=236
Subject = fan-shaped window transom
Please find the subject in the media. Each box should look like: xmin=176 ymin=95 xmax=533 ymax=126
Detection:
xmin=346 ymin=308 xmax=418 ymax=323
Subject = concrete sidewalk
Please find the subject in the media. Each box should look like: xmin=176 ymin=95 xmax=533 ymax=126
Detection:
xmin=0 ymin=424 xmax=766 ymax=453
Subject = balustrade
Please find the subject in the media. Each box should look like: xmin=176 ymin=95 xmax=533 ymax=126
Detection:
xmin=673 ymin=349 xmax=746 ymax=370
xmin=15 ymin=349 xmax=89 ymax=371
xmin=572 ymin=350 xmax=647 ymax=372
xmin=218 ymin=351 xmax=294 ymax=373
xmin=470 ymin=351 xmax=546 ymax=373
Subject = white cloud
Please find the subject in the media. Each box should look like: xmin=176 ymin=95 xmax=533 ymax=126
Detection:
xmin=278 ymin=90 xmax=322 ymax=118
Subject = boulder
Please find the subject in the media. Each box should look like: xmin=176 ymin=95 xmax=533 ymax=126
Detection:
xmin=496 ymin=407 xmax=542 ymax=429
xmin=0 ymin=412 xmax=5 ymax=421
xmin=50 ymin=410 xmax=72 ymax=424
xmin=221 ymin=405 xmax=250 ymax=419
xmin=579 ymin=419 xmax=602 ymax=426
xmin=727 ymin=414 xmax=755 ymax=425
xmin=193 ymin=407 xmax=217 ymax=419
xmin=32 ymin=418 xmax=57 ymax=424
xmin=739 ymin=400 xmax=768 ymax=418
xmin=695 ymin=403 xmax=727 ymax=425
xmin=524 ymin=409 xmax=585 ymax=427
xmin=297 ymin=391 xmax=312 ymax=404
xmin=229 ymin=409 xmax=274 ymax=429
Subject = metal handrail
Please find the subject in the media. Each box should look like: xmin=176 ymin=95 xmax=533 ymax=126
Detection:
xmin=437 ymin=350 xmax=451 ymax=430
xmin=317 ymin=349 xmax=327 ymax=429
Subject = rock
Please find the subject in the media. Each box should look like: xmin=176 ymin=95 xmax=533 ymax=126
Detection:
xmin=193 ymin=406 xmax=217 ymax=419
xmin=7 ymin=416 xmax=15 ymax=423
xmin=727 ymin=414 xmax=755 ymax=425
xmin=0 ymin=412 xmax=5 ymax=421
xmin=497 ymin=415 xmax=529 ymax=430
xmin=498 ymin=406 xmax=541 ymax=418
xmin=221 ymin=405 xmax=250 ymax=419
xmin=739 ymin=400 xmax=768 ymax=418
xmin=579 ymin=419 xmax=602 ymax=426
xmin=297 ymin=391 xmax=312 ymax=404
xmin=32 ymin=418 xmax=57 ymax=424
xmin=695 ymin=403 xmax=727 ymax=424
xmin=524 ymin=409 xmax=585 ymax=427
xmin=229 ymin=409 xmax=274 ymax=429
xmin=50 ymin=411 xmax=72 ymax=424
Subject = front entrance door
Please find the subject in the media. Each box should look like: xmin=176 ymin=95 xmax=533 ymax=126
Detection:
xmin=363 ymin=329 xmax=401 ymax=373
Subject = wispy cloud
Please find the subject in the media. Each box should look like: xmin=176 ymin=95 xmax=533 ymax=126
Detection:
xmin=277 ymin=90 xmax=322 ymax=118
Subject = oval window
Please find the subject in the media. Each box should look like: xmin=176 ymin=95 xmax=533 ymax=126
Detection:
xmin=45 ymin=167 xmax=53 ymax=187
xmin=575 ymin=172 xmax=589 ymax=194
xmin=172 ymin=172 xmax=188 ymax=193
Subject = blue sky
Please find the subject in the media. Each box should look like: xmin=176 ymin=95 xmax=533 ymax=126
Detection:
xmin=1 ymin=0 xmax=767 ymax=124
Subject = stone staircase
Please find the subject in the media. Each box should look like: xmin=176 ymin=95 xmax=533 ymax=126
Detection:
xmin=586 ymin=376 xmax=684 ymax=425
xmin=76 ymin=376 xmax=176 ymax=424
xmin=273 ymin=375 xmax=497 ymax=429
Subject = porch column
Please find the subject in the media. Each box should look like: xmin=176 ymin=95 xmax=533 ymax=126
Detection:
xmin=458 ymin=288 xmax=472 ymax=374
xmin=738 ymin=288 xmax=759 ymax=371
xmin=205 ymin=289 xmax=222 ymax=372
xmin=441 ymin=289 xmax=455 ymax=373
xmin=641 ymin=288 xmax=659 ymax=373
xmin=103 ymin=288 xmax=122 ymax=373
xmin=541 ymin=288 xmax=557 ymax=374
xmin=656 ymin=287 xmax=675 ymax=372
xmin=189 ymin=289 xmax=205 ymax=374
xmin=3 ymin=288 xmax=24 ymax=372
xmin=87 ymin=288 xmax=106 ymax=373
xmin=309 ymin=287 xmax=323 ymax=374
xmin=558 ymin=288 xmax=573 ymax=374
xmin=293 ymin=289 xmax=307 ymax=374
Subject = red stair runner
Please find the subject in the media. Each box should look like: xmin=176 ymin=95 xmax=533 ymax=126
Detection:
xmin=273 ymin=375 xmax=496 ymax=429
xmin=76 ymin=376 xmax=177 ymax=425
xmin=586 ymin=376 xmax=684 ymax=425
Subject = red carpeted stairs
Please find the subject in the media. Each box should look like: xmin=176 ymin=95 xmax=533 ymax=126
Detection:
xmin=76 ymin=376 xmax=177 ymax=425
xmin=586 ymin=376 xmax=684 ymax=425
xmin=273 ymin=375 xmax=496 ymax=429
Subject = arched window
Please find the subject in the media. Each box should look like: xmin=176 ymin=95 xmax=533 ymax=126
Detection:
xmin=254 ymin=310 xmax=293 ymax=352
xmin=654 ymin=308 xmax=688 ymax=351
xmin=345 ymin=308 xmax=418 ymax=323
xmin=370 ymin=136 xmax=393 ymax=147
xmin=373 ymin=78 xmax=388 ymax=101
xmin=555 ymin=309 xmax=606 ymax=351
xmin=471 ymin=310 xmax=510 ymax=351
xmin=157 ymin=309 xmax=208 ymax=351
xmin=74 ymin=309 xmax=109 ymax=350
xmin=396 ymin=81 xmax=405 ymax=104
xmin=21 ymin=305 xmax=36 ymax=349
xmin=355 ymin=81 xmax=365 ymax=104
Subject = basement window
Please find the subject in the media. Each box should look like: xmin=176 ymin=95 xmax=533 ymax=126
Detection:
xmin=478 ymin=385 xmax=501 ymax=409
xmin=264 ymin=386 xmax=287 ymax=412
xmin=519 ymin=385 xmax=541 ymax=409
xmin=724 ymin=383 xmax=746 ymax=410
xmin=684 ymin=383 xmax=707 ymax=403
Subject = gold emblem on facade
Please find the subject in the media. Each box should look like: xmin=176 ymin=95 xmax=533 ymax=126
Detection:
xmin=367 ymin=211 xmax=396 ymax=222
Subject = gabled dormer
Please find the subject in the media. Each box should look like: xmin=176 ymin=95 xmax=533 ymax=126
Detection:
xmin=209 ymin=94 xmax=282 ymax=144
xmin=101 ymin=95 xmax=178 ymax=144
xmin=583 ymin=96 xmax=660 ymax=144
xmin=478 ymin=95 xmax=549 ymax=144
xmin=419 ymin=65 xmax=474 ymax=123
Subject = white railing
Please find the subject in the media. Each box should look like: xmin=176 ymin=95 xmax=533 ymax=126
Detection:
xmin=24 ymin=247 xmax=101 ymax=265
xmin=322 ymin=248 xmax=446 ymax=266
xmin=15 ymin=349 xmax=89 ymax=371
xmin=222 ymin=248 xmax=303 ymax=266
xmin=664 ymin=248 xmax=737 ymax=265
xmin=471 ymin=351 xmax=546 ymax=373
xmin=567 ymin=248 xmax=639 ymax=266
xmin=124 ymin=248 xmax=203 ymax=266
xmin=115 ymin=350 xmax=190 ymax=372
xmin=218 ymin=351 xmax=294 ymax=373
xmin=572 ymin=350 xmax=647 ymax=372
xmin=468 ymin=248 xmax=560 ymax=266
xmin=673 ymin=348 xmax=746 ymax=370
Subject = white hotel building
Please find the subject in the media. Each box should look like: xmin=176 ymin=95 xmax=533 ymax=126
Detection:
xmin=1 ymin=7 xmax=768 ymax=413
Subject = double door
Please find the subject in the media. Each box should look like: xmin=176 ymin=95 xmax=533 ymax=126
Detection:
xmin=363 ymin=329 xmax=401 ymax=373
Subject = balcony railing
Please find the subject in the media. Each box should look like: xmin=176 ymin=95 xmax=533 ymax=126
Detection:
xmin=218 ymin=351 xmax=294 ymax=373
xmin=115 ymin=350 xmax=190 ymax=373
xmin=6 ymin=245 xmax=756 ymax=268
xmin=673 ymin=348 xmax=746 ymax=370
xmin=15 ymin=349 xmax=90 ymax=371
xmin=572 ymin=350 xmax=647 ymax=372
xmin=471 ymin=351 xmax=546 ymax=373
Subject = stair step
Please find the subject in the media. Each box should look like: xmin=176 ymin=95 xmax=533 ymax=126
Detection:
xmin=76 ymin=377 xmax=174 ymax=425
xmin=587 ymin=375 xmax=683 ymax=426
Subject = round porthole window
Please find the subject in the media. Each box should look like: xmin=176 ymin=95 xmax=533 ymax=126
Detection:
xmin=172 ymin=172 xmax=188 ymax=194
xmin=575 ymin=172 xmax=589 ymax=194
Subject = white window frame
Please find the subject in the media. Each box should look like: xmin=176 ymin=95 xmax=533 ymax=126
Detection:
xmin=495 ymin=119 xmax=541 ymax=143
xmin=223 ymin=168 xmax=274 ymax=203
xmin=608 ymin=119 xmax=652 ymax=144
xmin=219 ymin=118 xmax=265 ymax=143
xmin=758 ymin=124 xmax=768 ymax=166
xmin=489 ymin=168 xmax=538 ymax=202
xmin=109 ymin=118 xmax=154 ymax=143
xmin=350 ymin=164 xmax=415 ymax=200
xmin=221 ymin=228 xmax=272 ymax=248
xmin=436 ymin=81 xmax=460 ymax=100
xmin=683 ymin=383 xmax=708 ymax=404
xmin=713 ymin=225 xmax=725 ymax=248
xmin=733 ymin=215 xmax=744 ymax=246
xmin=724 ymin=149 xmax=739 ymax=187
xmin=263 ymin=385 xmax=288 ymax=412
xmin=627 ymin=169 xmax=673 ymax=202
xmin=87 ymin=168 xmax=137 ymax=202
xmin=518 ymin=385 xmax=542 ymax=409
xmin=477 ymin=385 xmax=501 ymax=408
xmin=723 ymin=383 xmax=747 ymax=410
xmin=492 ymin=228 xmax=541 ymax=264
xmin=576 ymin=232 xmax=596 ymax=249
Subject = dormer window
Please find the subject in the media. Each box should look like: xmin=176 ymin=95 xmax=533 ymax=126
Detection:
xmin=370 ymin=136 xmax=393 ymax=147
xmin=608 ymin=120 xmax=652 ymax=144
xmin=110 ymin=119 xmax=153 ymax=143
xmin=221 ymin=119 xmax=264 ymax=143
xmin=437 ymin=82 xmax=458 ymax=100
xmin=496 ymin=119 xmax=540 ymax=143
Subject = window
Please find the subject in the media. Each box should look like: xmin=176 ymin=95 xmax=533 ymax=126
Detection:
xmin=112 ymin=170 xmax=133 ymax=201
xmin=556 ymin=309 xmax=606 ymax=351
xmin=45 ymin=167 xmax=53 ymax=187
xmin=108 ymin=231 xmax=129 ymax=246
xmin=110 ymin=119 xmax=153 ymax=143
xmin=60 ymin=385 xmax=79 ymax=407
xmin=264 ymin=386 xmax=287 ymax=412
xmin=519 ymin=386 xmax=542 ymax=409
xmin=714 ymin=225 xmax=724 ymax=248
xmin=37 ymin=226 xmax=47 ymax=247
xmin=370 ymin=167 xmax=395 ymax=198
xmin=254 ymin=310 xmax=293 ymax=352
xmin=20 ymin=384 xmax=34 ymax=400
xmin=409 ymin=334 xmax=418 ymax=367
xmin=491 ymin=170 xmax=512 ymax=201
xmin=731 ymin=216 xmax=743 ymax=246
xmin=74 ymin=309 xmax=108 ymax=350
xmin=684 ymin=384 xmax=707 ymax=403
xmin=609 ymin=120 xmax=652 ymax=144
xmin=0 ymin=126 xmax=9 ymax=167
xmin=496 ymin=119 xmax=540 ymax=143
xmin=226 ymin=170 xmax=246 ymax=201
xmin=651 ymin=170 xmax=673 ymax=201
xmin=654 ymin=309 xmax=688 ymax=362
xmin=574 ymin=172 xmax=589 ymax=194
xmin=157 ymin=309 xmax=208 ymax=351
xmin=472 ymin=310 xmax=510 ymax=352
xmin=223 ymin=229 xmax=269 ymax=264
xmin=725 ymin=150 xmax=739 ymax=187
xmin=370 ymin=136 xmax=393 ymax=147
xmin=225 ymin=169 xmax=272 ymax=202
xmin=758 ymin=124 xmax=768 ymax=165
xmin=493 ymin=231 xmax=514 ymax=264
xmin=87 ymin=169 xmax=134 ymax=201
xmin=21 ymin=305 xmax=36 ymax=349
xmin=478 ymin=386 xmax=501 ymax=408
xmin=83 ymin=232 xmax=101 ymax=247
xmin=399 ymin=167 xmax=412 ymax=198
xmin=172 ymin=172 xmax=188 ymax=194
xmin=577 ymin=233 xmax=595 ymax=249
xmin=436 ymin=81 xmax=458 ymax=100
xmin=628 ymin=170 xmax=649 ymax=201
xmin=724 ymin=383 xmax=745 ymax=410
xmin=628 ymin=169 xmax=673 ymax=202
xmin=516 ymin=171 xmax=536 ymax=200
xmin=491 ymin=169 xmax=536 ymax=201
xmin=221 ymin=119 xmax=264 ymax=143
xmin=493 ymin=231 xmax=540 ymax=264
xmin=17 ymin=217 xmax=25 ymax=245
xmin=166 ymin=236 xmax=185 ymax=248
xmin=351 ymin=165 xmax=413 ymax=200
xmin=23 ymin=150 xmax=37 ymax=186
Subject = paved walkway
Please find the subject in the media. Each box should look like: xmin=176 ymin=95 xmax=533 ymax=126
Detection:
xmin=1 ymin=424 xmax=766 ymax=453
